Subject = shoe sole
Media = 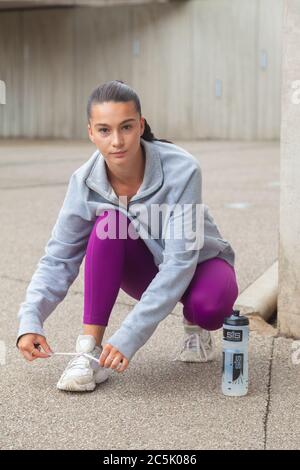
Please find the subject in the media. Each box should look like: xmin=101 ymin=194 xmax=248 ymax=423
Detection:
xmin=57 ymin=379 xmax=96 ymax=392
xmin=176 ymin=353 xmax=217 ymax=363
xmin=57 ymin=372 xmax=109 ymax=392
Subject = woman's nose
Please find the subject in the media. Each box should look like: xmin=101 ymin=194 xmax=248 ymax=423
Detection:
xmin=112 ymin=132 xmax=124 ymax=147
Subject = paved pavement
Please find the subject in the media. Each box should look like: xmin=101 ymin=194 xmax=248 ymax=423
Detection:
xmin=0 ymin=139 xmax=299 ymax=450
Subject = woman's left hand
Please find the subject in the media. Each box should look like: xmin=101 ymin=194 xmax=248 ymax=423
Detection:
xmin=99 ymin=343 xmax=129 ymax=372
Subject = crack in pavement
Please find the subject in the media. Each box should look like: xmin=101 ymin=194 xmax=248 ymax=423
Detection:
xmin=263 ymin=336 xmax=275 ymax=449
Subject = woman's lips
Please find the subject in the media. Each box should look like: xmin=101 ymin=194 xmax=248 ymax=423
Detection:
xmin=111 ymin=151 xmax=127 ymax=156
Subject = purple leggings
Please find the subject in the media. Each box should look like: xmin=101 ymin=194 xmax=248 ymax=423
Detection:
xmin=83 ymin=209 xmax=239 ymax=330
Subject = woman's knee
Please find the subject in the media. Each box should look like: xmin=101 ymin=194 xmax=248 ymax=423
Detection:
xmin=198 ymin=307 xmax=226 ymax=330
xmin=184 ymin=293 xmax=229 ymax=330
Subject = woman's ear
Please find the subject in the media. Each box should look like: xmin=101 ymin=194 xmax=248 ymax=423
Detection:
xmin=88 ymin=124 xmax=95 ymax=144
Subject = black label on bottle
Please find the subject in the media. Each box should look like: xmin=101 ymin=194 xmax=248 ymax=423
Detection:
xmin=223 ymin=328 xmax=243 ymax=342
xmin=232 ymin=353 xmax=244 ymax=382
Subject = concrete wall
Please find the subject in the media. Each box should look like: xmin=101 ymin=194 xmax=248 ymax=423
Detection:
xmin=0 ymin=0 xmax=284 ymax=139
xmin=278 ymin=0 xmax=300 ymax=338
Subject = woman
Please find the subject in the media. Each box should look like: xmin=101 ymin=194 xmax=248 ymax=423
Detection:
xmin=16 ymin=80 xmax=239 ymax=392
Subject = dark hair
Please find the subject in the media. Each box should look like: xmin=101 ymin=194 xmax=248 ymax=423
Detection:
xmin=87 ymin=80 xmax=173 ymax=144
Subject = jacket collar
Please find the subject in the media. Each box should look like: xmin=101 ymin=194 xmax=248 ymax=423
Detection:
xmin=85 ymin=138 xmax=164 ymax=203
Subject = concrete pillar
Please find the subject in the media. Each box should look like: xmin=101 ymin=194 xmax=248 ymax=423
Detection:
xmin=278 ymin=0 xmax=300 ymax=337
xmin=0 ymin=79 xmax=5 ymax=104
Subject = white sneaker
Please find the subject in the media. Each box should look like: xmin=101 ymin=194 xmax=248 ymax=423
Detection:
xmin=56 ymin=335 xmax=109 ymax=392
xmin=175 ymin=322 xmax=217 ymax=363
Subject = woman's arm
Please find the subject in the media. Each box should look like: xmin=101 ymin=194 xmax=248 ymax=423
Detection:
xmin=16 ymin=172 xmax=94 ymax=346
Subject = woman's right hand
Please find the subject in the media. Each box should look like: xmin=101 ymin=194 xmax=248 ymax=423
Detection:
xmin=17 ymin=334 xmax=53 ymax=362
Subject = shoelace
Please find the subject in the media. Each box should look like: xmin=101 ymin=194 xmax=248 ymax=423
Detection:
xmin=183 ymin=332 xmax=209 ymax=361
xmin=172 ymin=330 xmax=213 ymax=362
xmin=47 ymin=351 xmax=100 ymax=365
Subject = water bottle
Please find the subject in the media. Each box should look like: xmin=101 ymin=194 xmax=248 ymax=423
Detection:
xmin=222 ymin=309 xmax=249 ymax=396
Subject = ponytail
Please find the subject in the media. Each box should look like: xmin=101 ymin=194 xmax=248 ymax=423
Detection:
xmin=142 ymin=118 xmax=173 ymax=144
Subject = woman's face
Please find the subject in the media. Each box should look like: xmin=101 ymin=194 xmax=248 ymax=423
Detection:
xmin=88 ymin=100 xmax=145 ymax=164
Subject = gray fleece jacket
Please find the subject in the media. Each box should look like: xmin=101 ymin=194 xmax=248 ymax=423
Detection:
xmin=16 ymin=138 xmax=235 ymax=361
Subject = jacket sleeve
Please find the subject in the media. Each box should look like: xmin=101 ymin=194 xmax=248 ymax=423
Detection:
xmin=107 ymin=166 xmax=203 ymax=361
xmin=16 ymin=172 xmax=94 ymax=345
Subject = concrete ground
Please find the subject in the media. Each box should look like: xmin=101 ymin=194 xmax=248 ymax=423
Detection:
xmin=0 ymin=139 xmax=299 ymax=450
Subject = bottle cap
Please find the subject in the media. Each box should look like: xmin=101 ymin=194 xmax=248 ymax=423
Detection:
xmin=223 ymin=309 xmax=249 ymax=326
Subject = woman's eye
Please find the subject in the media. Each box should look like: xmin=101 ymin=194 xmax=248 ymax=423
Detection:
xmin=98 ymin=125 xmax=131 ymax=133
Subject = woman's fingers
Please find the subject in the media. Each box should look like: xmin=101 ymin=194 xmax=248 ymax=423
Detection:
xmin=18 ymin=335 xmax=52 ymax=361
xmin=30 ymin=347 xmax=51 ymax=359
xmin=99 ymin=344 xmax=112 ymax=367
xmin=116 ymin=358 xmax=129 ymax=373
xmin=18 ymin=339 xmax=37 ymax=361
xmin=24 ymin=344 xmax=48 ymax=360
xmin=110 ymin=353 xmax=123 ymax=370
xmin=38 ymin=337 xmax=53 ymax=356
xmin=22 ymin=350 xmax=36 ymax=362
xmin=103 ymin=347 xmax=119 ymax=368
xmin=99 ymin=344 xmax=129 ymax=372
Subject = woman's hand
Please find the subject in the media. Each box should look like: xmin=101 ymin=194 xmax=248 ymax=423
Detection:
xmin=99 ymin=343 xmax=129 ymax=373
xmin=17 ymin=334 xmax=53 ymax=362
